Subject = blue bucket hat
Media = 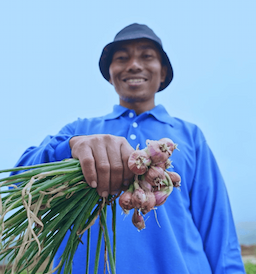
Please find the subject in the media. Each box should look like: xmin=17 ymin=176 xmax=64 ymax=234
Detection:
xmin=99 ymin=23 xmax=173 ymax=91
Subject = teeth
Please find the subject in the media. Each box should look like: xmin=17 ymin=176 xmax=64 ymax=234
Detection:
xmin=126 ymin=78 xmax=145 ymax=83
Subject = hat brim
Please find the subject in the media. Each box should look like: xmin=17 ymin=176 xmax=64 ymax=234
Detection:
xmin=99 ymin=38 xmax=173 ymax=92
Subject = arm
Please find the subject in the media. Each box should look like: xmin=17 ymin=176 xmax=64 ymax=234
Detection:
xmin=190 ymin=140 xmax=245 ymax=273
xmin=11 ymin=120 xmax=78 ymax=170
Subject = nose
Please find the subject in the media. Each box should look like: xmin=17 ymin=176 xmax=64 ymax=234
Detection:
xmin=126 ymin=57 xmax=143 ymax=73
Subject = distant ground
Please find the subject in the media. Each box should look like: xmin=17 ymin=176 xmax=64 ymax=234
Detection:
xmin=241 ymin=245 xmax=256 ymax=256
xmin=241 ymin=245 xmax=256 ymax=264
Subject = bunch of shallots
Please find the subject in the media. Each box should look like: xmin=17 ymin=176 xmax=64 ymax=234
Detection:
xmin=119 ymin=138 xmax=181 ymax=230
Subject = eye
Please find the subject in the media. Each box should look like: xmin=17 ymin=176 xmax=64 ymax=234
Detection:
xmin=116 ymin=55 xmax=127 ymax=61
xmin=142 ymin=49 xmax=156 ymax=60
xmin=143 ymin=54 xmax=153 ymax=59
xmin=112 ymin=52 xmax=128 ymax=62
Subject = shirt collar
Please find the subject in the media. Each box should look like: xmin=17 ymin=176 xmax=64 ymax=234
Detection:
xmin=104 ymin=104 xmax=174 ymax=127
xmin=103 ymin=105 xmax=130 ymax=120
xmin=147 ymin=104 xmax=174 ymax=126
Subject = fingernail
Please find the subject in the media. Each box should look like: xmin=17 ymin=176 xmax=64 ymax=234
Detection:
xmin=91 ymin=181 xmax=97 ymax=188
xmin=101 ymin=191 xmax=108 ymax=197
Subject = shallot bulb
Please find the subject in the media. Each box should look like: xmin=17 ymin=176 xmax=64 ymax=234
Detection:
xmin=131 ymin=182 xmax=147 ymax=209
xmin=145 ymin=140 xmax=170 ymax=164
xmin=141 ymin=191 xmax=156 ymax=215
xmin=154 ymin=158 xmax=172 ymax=170
xmin=128 ymin=149 xmax=151 ymax=175
xmin=132 ymin=209 xmax=145 ymax=230
xmin=144 ymin=166 xmax=165 ymax=187
xmin=154 ymin=185 xmax=173 ymax=206
xmin=159 ymin=137 xmax=178 ymax=155
xmin=166 ymin=171 xmax=181 ymax=188
xmin=139 ymin=178 xmax=153 ymax=192
xmin=119 ymin=188 xmax=134 ymax=213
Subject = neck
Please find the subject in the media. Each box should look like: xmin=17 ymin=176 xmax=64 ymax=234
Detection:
xmin=119 ymin=99 xmax=155 ymax=115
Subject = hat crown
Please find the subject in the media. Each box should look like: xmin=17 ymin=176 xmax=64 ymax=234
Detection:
xmin=114 ymin=23 xmax=163 ymax=47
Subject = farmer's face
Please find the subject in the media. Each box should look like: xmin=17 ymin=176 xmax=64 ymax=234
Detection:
xmin=109 ymin=39 xmax=167 ymax=111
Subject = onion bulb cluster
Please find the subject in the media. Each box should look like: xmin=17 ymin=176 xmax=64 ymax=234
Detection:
xmin=119 ymin=138 xmax=181 ymax=230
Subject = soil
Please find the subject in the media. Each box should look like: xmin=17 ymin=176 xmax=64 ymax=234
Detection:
xmin=241 ymin=245 xmax=256 ymax=264
xmin=241 ymin=245 xmax=256 ymax=256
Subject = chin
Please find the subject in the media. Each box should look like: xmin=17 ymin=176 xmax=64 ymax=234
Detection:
xmin=120 ymin=94 xmax=149 ymax=103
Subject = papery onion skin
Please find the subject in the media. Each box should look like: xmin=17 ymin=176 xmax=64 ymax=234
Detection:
xmin=166 ymin=171 xmax=181 ymax=188
xmin=154 ymin=158 xmax=172 ymax=170
xmin=131 ymin=187 xmax=147 ymax=209
xmin=159 ymin=137 xmax=178 ymax=155
xmin=144 ymin=166 xmax=165 ymax=187
xmin=154 ymin=185 xmax=173 ymax=206
xmin=139 ymin=178 xmax=153 ymax=192
xmin=132 ymin=209 xmax=145 ymax=230
xmin=119 ymin=190 xmax=134 ymax=211
xmin=145 ymin=140 xmax=170 ymax=164
xmin=141 ymin=191 xmax=156 ymax=215
xmin=128 ymin=150 xmax=151 ymax=175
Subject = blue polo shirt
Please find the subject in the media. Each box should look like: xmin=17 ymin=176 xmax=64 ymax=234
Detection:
xmin=15 ymin=105 xmax=245 ymax=273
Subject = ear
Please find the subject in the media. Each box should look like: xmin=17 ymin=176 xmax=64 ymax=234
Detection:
xmin=160 ymin=65 xmax=167 ymax=83
xmin=109 ymin=76 xmax=113 ymax=85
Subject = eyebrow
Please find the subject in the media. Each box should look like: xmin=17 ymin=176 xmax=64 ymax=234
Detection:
xmin=114 ymin=44 xmax=157 ymax=53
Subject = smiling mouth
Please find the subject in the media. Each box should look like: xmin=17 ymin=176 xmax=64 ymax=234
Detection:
xmin=123 ymin=78 xmax=147 ymax=84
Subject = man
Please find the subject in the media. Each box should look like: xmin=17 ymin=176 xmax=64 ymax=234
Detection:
xmin=14 ymin=23 xmax=245 ymax=273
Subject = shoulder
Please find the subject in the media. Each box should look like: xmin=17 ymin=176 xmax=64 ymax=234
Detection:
xmin=58 ymin=114 xmax=111 ymax=135
xmin=154 ymin=105 xmax=206 ymax=145
xmin=170 ymin=116 xmax=206 ymax=148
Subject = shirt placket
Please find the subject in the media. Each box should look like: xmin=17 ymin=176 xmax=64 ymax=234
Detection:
xmin=126 ymin=110 xmax=143 ymax=149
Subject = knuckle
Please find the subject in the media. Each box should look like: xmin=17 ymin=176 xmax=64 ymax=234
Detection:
xmin=80 ymin=157 xmax=94 ymax=168
xmin=103 ymin=134 xmax=112 ymax=142
xmin=111 ymin=164 xmax=123 ymax=175
xmin=97 ymin=163 xmax=110 ymax=173
xmin=90 ymin=135 xmax=101 ymax=145
xmin=118 ymin=136 xmax=125 ymax=141
xmin=119 ymin=136 xmax=127 ymax=144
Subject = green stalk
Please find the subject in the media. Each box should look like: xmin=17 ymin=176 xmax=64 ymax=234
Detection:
xmin=0 ymin=159 xmax=119 ymax=274
xmin=86 ymin=228 xmax=91 ymax=274
xmin=57 ymin=190 xmax=99 ymax=274
xmin=0 ymin=162 xmax=80 ymax=183
xmin=20 ymin=189 xmax=93 ymax=274
xmin=112 ymin=200 xmax=116 ymax=264
xmin=101 ymin=209 xmax=116 ymax=274
xmin=0 ymin=158 xmax=79 ymax=174
xmin=94 ymin=205 xmax=106 ymax=274
xmin=2 ymin=172 xmax=82 ymax=213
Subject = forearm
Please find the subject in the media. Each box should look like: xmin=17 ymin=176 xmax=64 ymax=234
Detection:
xmin=11 ymin=134 xmax=73 ymax=174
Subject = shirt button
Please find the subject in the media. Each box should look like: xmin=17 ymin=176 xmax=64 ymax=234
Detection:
xmin=132 ymin=122 xmax=138 ymax=128
xmin=129 ymin=112 xmax=134 ymax=118
xmin=130 ymin=134 xmax=136 ymax=140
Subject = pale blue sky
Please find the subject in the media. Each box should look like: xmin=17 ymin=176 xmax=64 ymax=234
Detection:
xmin=0 ymin=0 xmax=255 ymax=224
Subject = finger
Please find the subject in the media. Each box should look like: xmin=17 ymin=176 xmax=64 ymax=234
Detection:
xmin=121 ymin=141 xmax=135 ymax=186
xmin=107 ymin=144 xmax=124 ymax=195
xmin=93 ymin=145 xmax=111 ymax=198
xmin=78 ymin=147 xmax=98 ymax=189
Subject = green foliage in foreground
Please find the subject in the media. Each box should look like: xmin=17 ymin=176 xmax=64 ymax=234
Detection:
xmin=244 ymin=262 xmax=256 ymax=274
xmin=20 ymin=272 xmax=42 ymax=274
